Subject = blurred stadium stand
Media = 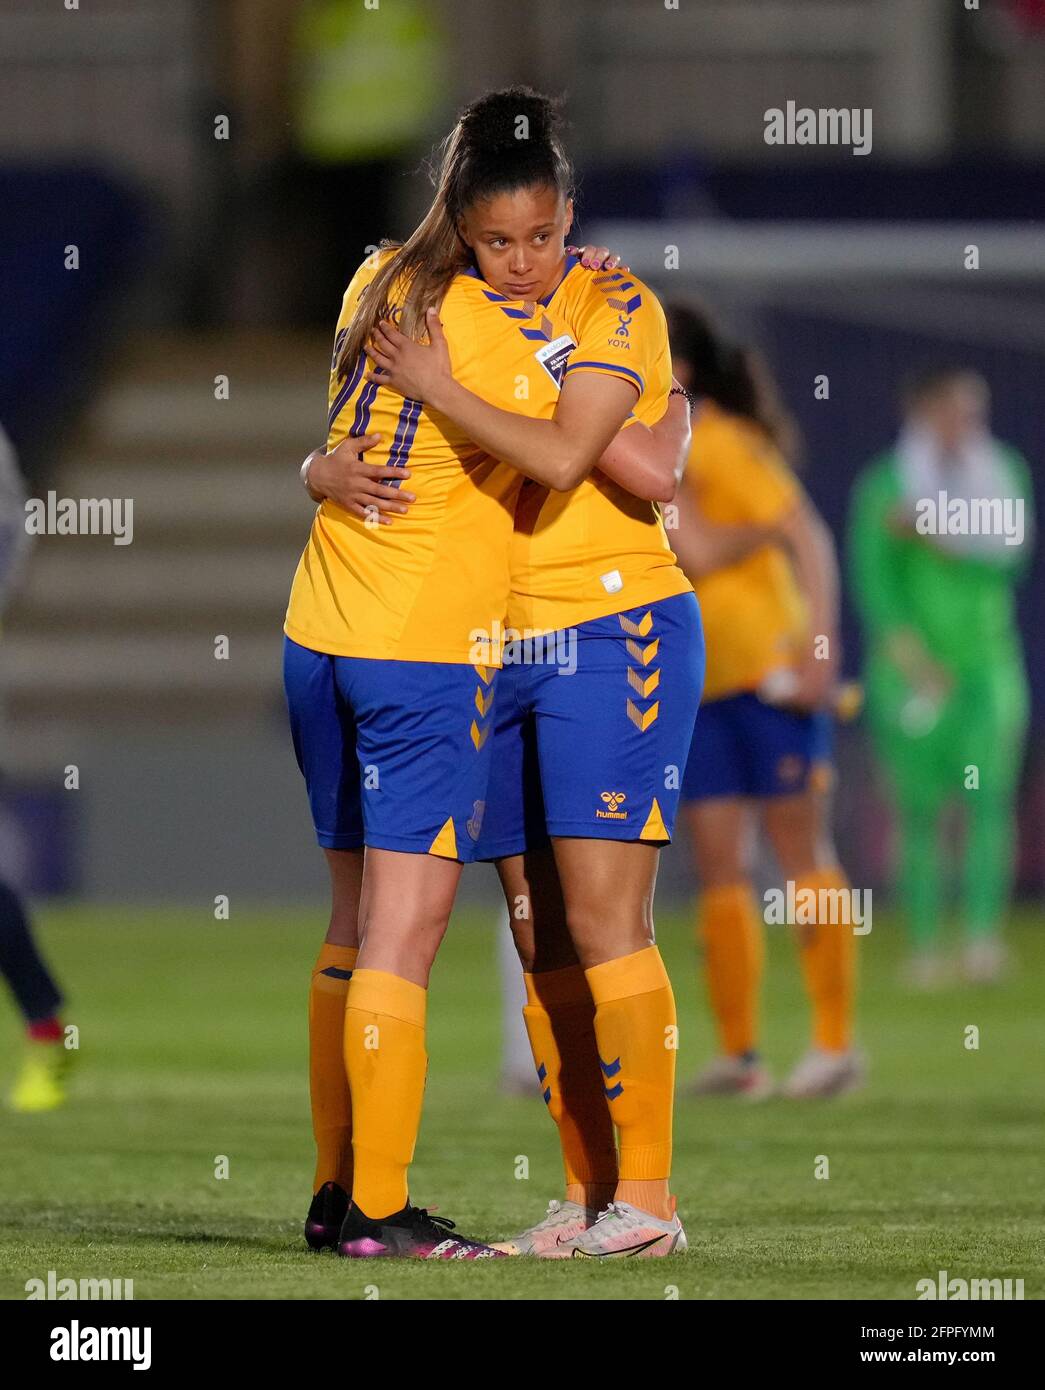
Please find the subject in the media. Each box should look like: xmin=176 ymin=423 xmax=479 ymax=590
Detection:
xmin=5 ymin=334 xmax=324 ymax=720
xmin=0 ymin=0 xmax=1042 ymax=903
xmin=0 ymin=331 xmax=329 ymax=899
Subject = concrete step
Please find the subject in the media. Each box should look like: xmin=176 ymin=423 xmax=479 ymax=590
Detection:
xmin=88 ymin=381 xmax=325 ymax=452
xmin=8 ymin=331 xmax=339 ymax=716
xmin=86 ymin=332 xmax=331 ymax=452
xmin=1 ymin=632 xmax=284 ymax=698
xmin=11 ymin=544 xmax=302 ymax=622
xmin=106 ymin=331 xmax=330 ymax=384
xmin=46 ymin=458 xmax=316 ymax=537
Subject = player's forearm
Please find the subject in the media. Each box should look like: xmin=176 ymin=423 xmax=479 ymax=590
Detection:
xmin=429 ymin=377 xmax=608 ymax=491
xmin=779 ymin=501 xmax=840 ymax=656
xmin=674 ymin=520 xmax=774 ymax=579
xmin=597 ymin=398 xmax=691 ymax=503
xmin=704 ymin=520 xmax=777 ymax=571
xmin=666 ymin=481 xmax=776 ymax=579
xmin=667 ymin=515 xmax=709 ymax=578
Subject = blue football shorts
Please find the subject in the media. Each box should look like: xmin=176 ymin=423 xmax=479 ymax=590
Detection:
xmin=474 ymin=591 xmax=705 ymax=858
xmin=681 ymin=690 xmax=834 ymax=801
xmin=283 ymin=635 xmax=496 ymax=861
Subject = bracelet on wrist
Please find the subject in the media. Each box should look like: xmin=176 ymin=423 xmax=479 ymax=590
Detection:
xmin=300 ymin=452 xmax=319 ymax=493
xmin=669 ymin=384 xmax=696 ymax=414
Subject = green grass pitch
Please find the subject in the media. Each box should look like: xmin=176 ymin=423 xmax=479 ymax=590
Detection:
xmin=1 ymin=902 xmax=1042 ymax=1300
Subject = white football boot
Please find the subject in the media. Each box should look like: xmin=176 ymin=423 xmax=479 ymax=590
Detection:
xmin=782 ymin=1047 xmax=866 ymax=1099
xmin=686 ymin=1053 xmax=774 ymax=1101
xmin=566 ymin=1200 xmax=687 ymax=1259
xmin=902 ymin=952 xmax=953 ymax=991
xmin=962 ymin=937 xmax=1009 ymax=985
xmin=488 ymin=1199 xmax=598 ymax=1257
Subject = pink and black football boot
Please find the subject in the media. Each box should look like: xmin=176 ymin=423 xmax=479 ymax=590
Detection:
xmin=304 ymin=1181 xmax=349 ymax=1251
xmin=337 ymin=1202 xmax=507 ymax=1259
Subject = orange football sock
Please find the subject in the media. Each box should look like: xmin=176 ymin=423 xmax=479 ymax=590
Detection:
xmin=309 ymin=943 xmax=358 ymax=1193
xmin=523 ymin=966 xmax=618 ymax=1210
xmin=343 ymin=968 xmax=427 ymax=1220
xmin=585 ymin=946 xmax=676 ymax=1220
xmin=792 ymin=868 xmax=856 ymax=1051
xmin=699 ymin=882 xmax=764 ymax=1056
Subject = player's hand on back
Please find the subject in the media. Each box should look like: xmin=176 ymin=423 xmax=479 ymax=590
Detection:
xmin=566 ymin=244 xmax=628 ymax=271
xmin=303 ymin=433 xmax=416 ymax=526
xmin=364 ymin=249 xmax=629 ymax=402
xmin=366 ymin=308 xmax=453 ymax=403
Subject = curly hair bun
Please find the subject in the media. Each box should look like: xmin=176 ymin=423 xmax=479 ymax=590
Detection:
xmin=459 ymin=86 xmax=560 ymax=154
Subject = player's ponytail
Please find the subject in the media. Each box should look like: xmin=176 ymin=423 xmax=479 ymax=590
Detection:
xmin=336 ymin=87 xmax=574 ymax=379
xmin=665 ymin=302 xmax=802 ymax=465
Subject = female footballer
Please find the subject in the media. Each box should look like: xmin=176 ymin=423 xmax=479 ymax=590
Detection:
xmin=286 ymin=88 xmax=697 ymax=1259
xmin=363 ymin=91 xmax=705 ymax=1259
xmin=664 ymin=303 xmax=864 ymax=1101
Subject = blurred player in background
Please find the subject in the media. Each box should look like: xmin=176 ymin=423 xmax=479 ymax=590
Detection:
xmin=258 ymin=0 xmax=447 ymax=324
xmin=667 ymin=304 xmax=864 ymax=1100
xmin=0 ymin=424 xmax=72 ymax=1112
xmin=849 ymin=368 xmax=1034 ymax=987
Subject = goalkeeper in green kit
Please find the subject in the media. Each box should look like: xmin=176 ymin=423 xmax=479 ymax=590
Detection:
xmin=848 ymin=368 xmax=1034 ymax=986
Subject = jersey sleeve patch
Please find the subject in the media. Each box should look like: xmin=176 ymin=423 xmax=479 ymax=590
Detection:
xmin=535 ymin=334 xmax=577 ymax=389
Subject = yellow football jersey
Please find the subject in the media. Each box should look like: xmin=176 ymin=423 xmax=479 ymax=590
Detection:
xmin=682 ymin=401 xmax=807 ymax=701
xmin=285 ymin=253 xmax=569 ymax=663
xmin=506 ymin=263 xmax=692 ymax=634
